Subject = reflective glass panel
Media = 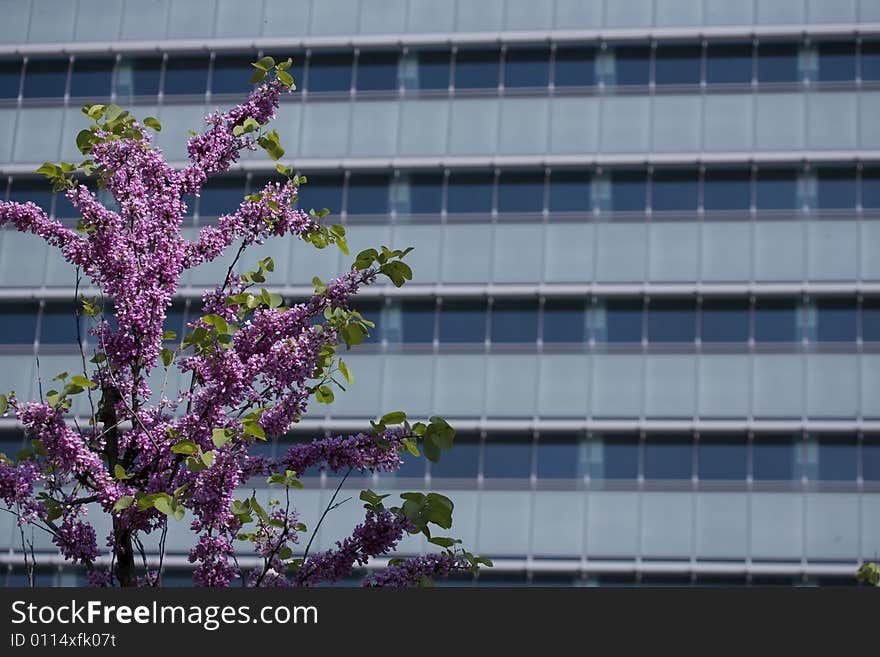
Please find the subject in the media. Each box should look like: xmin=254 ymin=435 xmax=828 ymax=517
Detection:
xmin=654 ymin=45 xmax=702 ymax=85
xmin=497 ymin=171 xmax=544 ymax=213
xmin=69 ymin=57 xmax=114 ymax=98
xmin=536 ymin=435 xmax=585 ymax=479
xmin=396 ymin=173 xmax=443 ymax=215
xmin=347 ymin=174 xmax=391 ymax=215
xmin=864 ymin=299 xmax=880 ymax=341
xmin=644 ymin=435 xmax=692 ymax=479
xmin=863 ymin=168 xmax=880 ymax=209
xmin=39 ymin=304 xmax=85 ymax=345
xmin=211 ymin=54 xmax=258 ymax=95
xmin=603 ymin=299 xmax=643 ymax=343
xmin=609 ymin=171 xmax=647 ymax=213
xmin=706 ymin=44 xmax=752 ymax=84
xmin=447 ymin=173 xmax=493 ymax=213
xmin=756 ymin=170 xmax=799 ymax=210
xmin=862 ymin=41 xmax=880 ymax=81
xmin=356 ymin=51 xmax=399 ymax=91
xmin=307 ymin=52 xmax=353 ymax=92
xmin=439 ymin=301 xmax=486 ymax=343
xmin=816 ymin=435 xmax=857 ymax=481
xmin=491 ymin=301 xmax=539 ymax=343
xmin=816 ymin=299 xmax=857 ymax=342
xmin=483 ymin=436 xmax=533 ymax=478
xmin=652 ymin=171 xmax=699 ymax=211
xmin=553 ymin=47 xmax=595 ymax=87
xmin=0 ymin=59 xmax=21 ymax=98
xmin=408 ymin=49 xmax=450 ymax=90
xmin=647 ymin=300 xmax=696 ymax=343
xmin=592 ymin=434 xmax=640 ymax=479
xmin=0 ymin=304 xmax=38 ymax=344
xmin=542 ymin=299 xmax=587 ymax=343
xmin=549 ymin=170 xmax=591 ymax=212
xmin=863 ymin=435 xmax=880 ymax=480
xmin=698 ymin=435 xmax=747 ymax=480
xmin=754 ymin=299 xmax=799 ymax=342
xmin=114 ymin=57 xmax=162 ymax=97
xmin=23 ymin=58 xmax=68 ymax=98
xmin=429 ymin=434 xmax=480 ymax=478
xmin=296 ymin=175 xmax=344 ymax=216
xmin=703 ymin=170 xmax=751 ymax=210
xmin=757 ymin=43 xmax=801 ymax=83
xmin=700 ymin=300 xmax=750 ymax=342
xmin=504 ymin=47 xmax=550 ymax=88
xmin=817 ymin=42 xmax=856 ymax=82
xmin=164 ymin=56 xmax=209 ymax=95
xmin=753 ymin=434 xmax=800 ymax=480
xmin=816 ymin=168 xmax=857 ymax=209
xmin=454 ymin=49 xmax=500 ymax=89
xmin=198 ymin=177 xmax=246 ymax=218
xmin=611 ymin=46 xmax=651 ymax=86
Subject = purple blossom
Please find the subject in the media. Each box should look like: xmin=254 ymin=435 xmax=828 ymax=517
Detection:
xmin=363 ymin=554 xmax=472 ymax=587
xmin=52 ymin=516 xmax=99 ymax=565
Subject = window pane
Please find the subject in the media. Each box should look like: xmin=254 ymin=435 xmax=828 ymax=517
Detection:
xmin=817 ymin=435 xmax=857 ymax=481
xmin=439 ymin=301 xmax=486 ymax=343
xmin=23 ymin=58 xmax=68 ymax=98
xmin=454 ymin=49 xmax=500 ymax=89
xmin=163 ymin=303 xmax=186 ymax=342
xmin=592 ymin=434 xmax=640 ymax=479
xmin=862 ymin=41 xmax=880 ymax=81
xmin=756 ymin=170 xmax=799 ymax=210
xmin=504 ymin=48 xmax=550 ymax=88
xmin=703 ymin=170 xmax=751 ymax=210
xmin=40 ymin=305 xmax=84 ymax=345
xmin=549 ymin=170 xmax=591 ymax=212
xmin=115 ymin=57 xmax=162 ymax=97
xmin=429 ymin=434 xmax=479 ymax=478
xmin=395 ymin=173 xmax=443 ymax=215
xmin=406 ymin=49 xmax=449 ymax=90
xmin=347 ymin=175 xmax=390 ymax=215
xmin=654 ymin=45 xmax=702 ymax=85
xmin=212 ymin=54 xmax=257 ymax=95
xmin=0 ymin=431 xmax=24 ymax=459
xmin=491 ymin=301 xmax=538 ymax=343
xmin=645 ymin=435 xmax=692 ymax=479
xmin=864 ymin=435 xmax=880 ymax=481
xmin=351 ymin=301 xmax=381 ymax=344
xmin=307 ymin=52 xmax=353 ymax=92
xmin=69 ymin=57 xmax=113 ymax=98
xmin=652 ymin=171 xmax=699 ymax=211
xmin=198 ymin=177 xmax=246 ymax=218
xmin=296 ymin=175 xmax=344 ymax=216
xmin=602 ymin=299 xmax=643 ymax=343
xmin=611 ymin=46 xmax=650 ymax=86
xmin=554 ymin=47 xmax=595 ymax=87
xmin=542 ymin=300 xmax=587 ymax=343
xmin=701 ymin=300 xmax=750 ymax=342
xmin=9 ymin=179 xmax=53 ymax=212
xmin=816 ymin=168 xmax=857 ymax=209
xmin=816 ymin=299 xmax=857 ymax=342
xmin=483 ymin=436 xmax=532 ymax=478
xmin=647 ymin=300 xmax=696 ymax=343
xmin=164 ymin=56 xmax=209 ymax=95
xmin=0 ymin=304 xmax=37 ymax=344
xmin=754 ymin=299 xmax=799 ymax=342
xmin=609 ymin=171 xmax=647 ymax=213
xmin=356 ymin=51 xmax=399 ymax=91
xmin=0 ymin=59 xmax=21 ymax=98
xmin=757 ymin=43 xmax=801 ymax=83
xmin=753 ymin=434 xmax=800 ymax=480
xmin=387 ymin=301 xmax=434 ymax=343
xmin=864 ymin=299 xmax=880 ymax=341
xmin=536 ymin=435 xmax=585 ymax=479
xmin=817 ymin=42 xmax=856 ymax=82
xmin=447 ymin=173 xmax=493 ymax=213
xmin=706 ymin=44 xmax=752 ymax=84
xmin=699 ymin=435 xmax=747 ymax=480
xmin=863 ymin=169 xmax=880 ymax=209
xmin=497 ymin=171 xmax=543 ymax=213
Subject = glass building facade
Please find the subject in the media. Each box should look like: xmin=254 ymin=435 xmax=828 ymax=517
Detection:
xmin=2 ymin=0 xmax=880 ymax=586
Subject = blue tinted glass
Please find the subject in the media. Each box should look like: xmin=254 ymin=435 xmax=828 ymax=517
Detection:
xmin=594 ymin=435 xmax=639 ymax=479
xmin=504 ymin=48 xmax=550 ymax=88
xmin=554 ymin=47 xmax=595 ymax=87
xmin=397 ymin=174 xmax=443 ymax=214
xmin=356 ymin=51 xmax=399 ymax=91
xmin=816 ymin=299 xmax=857 ymax=342
xmin=69 ymin=57 xmax=114 ymax=97
xmin=430 ymin=435 xmax=479 ymax=478
xmin=198 ymin=177 xmax=246 ymax=217
xmin=817 ymin=436 xmax=857 ymax=481
xmin=753 ymin=435 xmax=799 ymax=480
xmin=644 ymin=436 xmax=692 ymax=479
xmin=604 ymin=300 xmax=643 ymax=343
xmin=864 ymin=435 xmax=880 ymax=480
xmin=864 ymin=299 xmax=880 ymax=341
xmin=248 ymin=437 xmax=275 ymax=459
xmin=536 ymin=436 xmax=584 ymax=479
xmin=439 ymin=302 xmax=486 ymax=343
xmin=0 ymin=59 xmax=21 ymax=98
xmin=497 ymin=172 xmax=544 ymax=213
xmin=23 ymin=58 xmax=68 ymax=98
xmin=398 ymin=301 xmax=435 ymax=343
xmin=307 ymin=52 xmax=353 ymax=92
xmin=816 ymin=169 xmax=857 ymax=209
xmin=297 ymin=176 xmax=344 ymax=216
xmin=40 ymin=305 xmax=85 ymax=345
xmin=491 ymin=301 xmax=539 ymax=343
xmin=395 ymin=448 xmax=426 ymax=477
xmin=483 ymin=437 xmax=532 ymax=478
xmin=447 ymin=173 xmax=493 ymax=213
xmin=652 ymin=171 xmax=699 ymax=211
xmin=115 ymin=57 xmax=162 ymax=97
xmin=654 ymin=45 xmax=702 ymax=85
xmin=864 ymin=169 xmax=880 ymax=209
xmin=347 ymin=175 xmax=390 ymax=215
xmin=756 ymin=170 xmax=799 ymax=210
xmin=54 ymin=190 xmax=79 ymax=219
xmin=754 ymin=299 xmax=799 ymax=342
xmin=863 ymin=41 xmax=880 ymax=81
xmin=211 ymin=54 xmax=257 ymax=95
xmin=817 ymin=42 xmax=856 ymax=82
xmin=9 ymin=179 xmax=52 ymax=213
xmin=410 ymin=50 xmax=450 ymax=90
xmin=704 ymin=171 xmax=751 ymax=210
xmin=699 ymin=436 xmax=747 ymax=480
xmin=647 ymin=300 xmax=696 ymax=343
xmin=0 ymin=305 xmax=38 ymax=344
xmin=455 ymin=49 xmax=500 ymax=89
xmin=0 ymin=432 xmax=24 ymax=459
xmin=549 ymin=171 xmax=591 ymax=212
xmin=612 ymin=46 xmax=650 ymax=86
xmin=164 ymin=57 xmax=209 ymax=95
xmin=701 ymin=300 xmax=750 ymax=342
xmin=163 ymin=304 xmax=186 ymax=340
xmin=757 ymin=43 xmax=800 ymax=83
xmin=542 ymin=300 xmax=586 ymax=343
xmin=610 ymin=171 xmax=647 ymax=213
xmin=706 ymin=44 xmax=752 ymax=84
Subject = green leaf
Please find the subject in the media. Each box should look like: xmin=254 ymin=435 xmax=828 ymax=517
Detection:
xmin=113 ymin=495 xmax=134 ymax=512
xmin=173 ymin=505 xmax=185 ymax=521
xmin=152 ymin=494 xmax=174 ymax=516
xmin=113 ymin=464 xmax=131 ymax=480
xmin=243 ymin=421 xmax=266 ymax=440
xmin=212 ymin=428 xmax=231 ymax=448
xmin=427 ymin=536 xmax=459 ymax=548
xmin=160 ymin=348 xmax=174 ymax=367
xmin=162 ymin=330 xmax=177 ymax=341
xmin=75 ymin=130 xmax=94 ymax=154
xmin=315 ymin=385 xmax=334 ymax=404
xmin=380 ymin=411 xmax=406 ymax=425
xmin=201 ymin=314 xmax=229 ymax=334
xmin=252 ymin=56 xmax=275 ymax=71
xmin=142 ymin=116 xmax=161 ymax=132
xmin=276 ymin=70 xmax=294 ymax=88
xmin=338 ymin=359 xmax=353 ymax=384
xmin=186 ymin=455 xmax=207 ymax=473
xmin=201 ymin=450 xmax=215 ymax=467
xmin=170 ymin=440 xmax=199 ymax=455
xmin=276 ymin=57 xmax=293 ymax=71
xmin=250 ymin=68 xmax=267 ymax=84
xmin=0 ymin=393 xmax=6 ymax=415
xmin=70 ymin=375 xmax=96 ymax=389
xmin=103 ymin=104 xmax=124 ymax=123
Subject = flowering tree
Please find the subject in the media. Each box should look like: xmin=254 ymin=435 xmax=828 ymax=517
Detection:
xmin=0 ymin=57 xmax=489 ymax=587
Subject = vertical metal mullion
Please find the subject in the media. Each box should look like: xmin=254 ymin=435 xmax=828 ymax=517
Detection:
xmin=205 ymin=50 xmax=216 ymax=101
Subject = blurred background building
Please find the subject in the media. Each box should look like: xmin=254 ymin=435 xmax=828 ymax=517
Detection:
xmin=1 ymin=0 xmax=880 ymax=586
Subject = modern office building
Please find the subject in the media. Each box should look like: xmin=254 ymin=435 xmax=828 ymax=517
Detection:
xmin=1 ymin=0 xmax=880 ymax=586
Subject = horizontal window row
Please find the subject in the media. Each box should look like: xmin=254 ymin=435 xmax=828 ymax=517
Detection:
xmin=2 ymin=296 xmax=880 ymax=347
xmin=10 ymin=164 xmax=880 ymax=221
xmin=2 ymin=39 xmax=880 ymax=101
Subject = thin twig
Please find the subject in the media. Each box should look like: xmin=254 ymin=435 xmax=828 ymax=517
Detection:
xmin=301 ymin=467 xmax=352 ymax=562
